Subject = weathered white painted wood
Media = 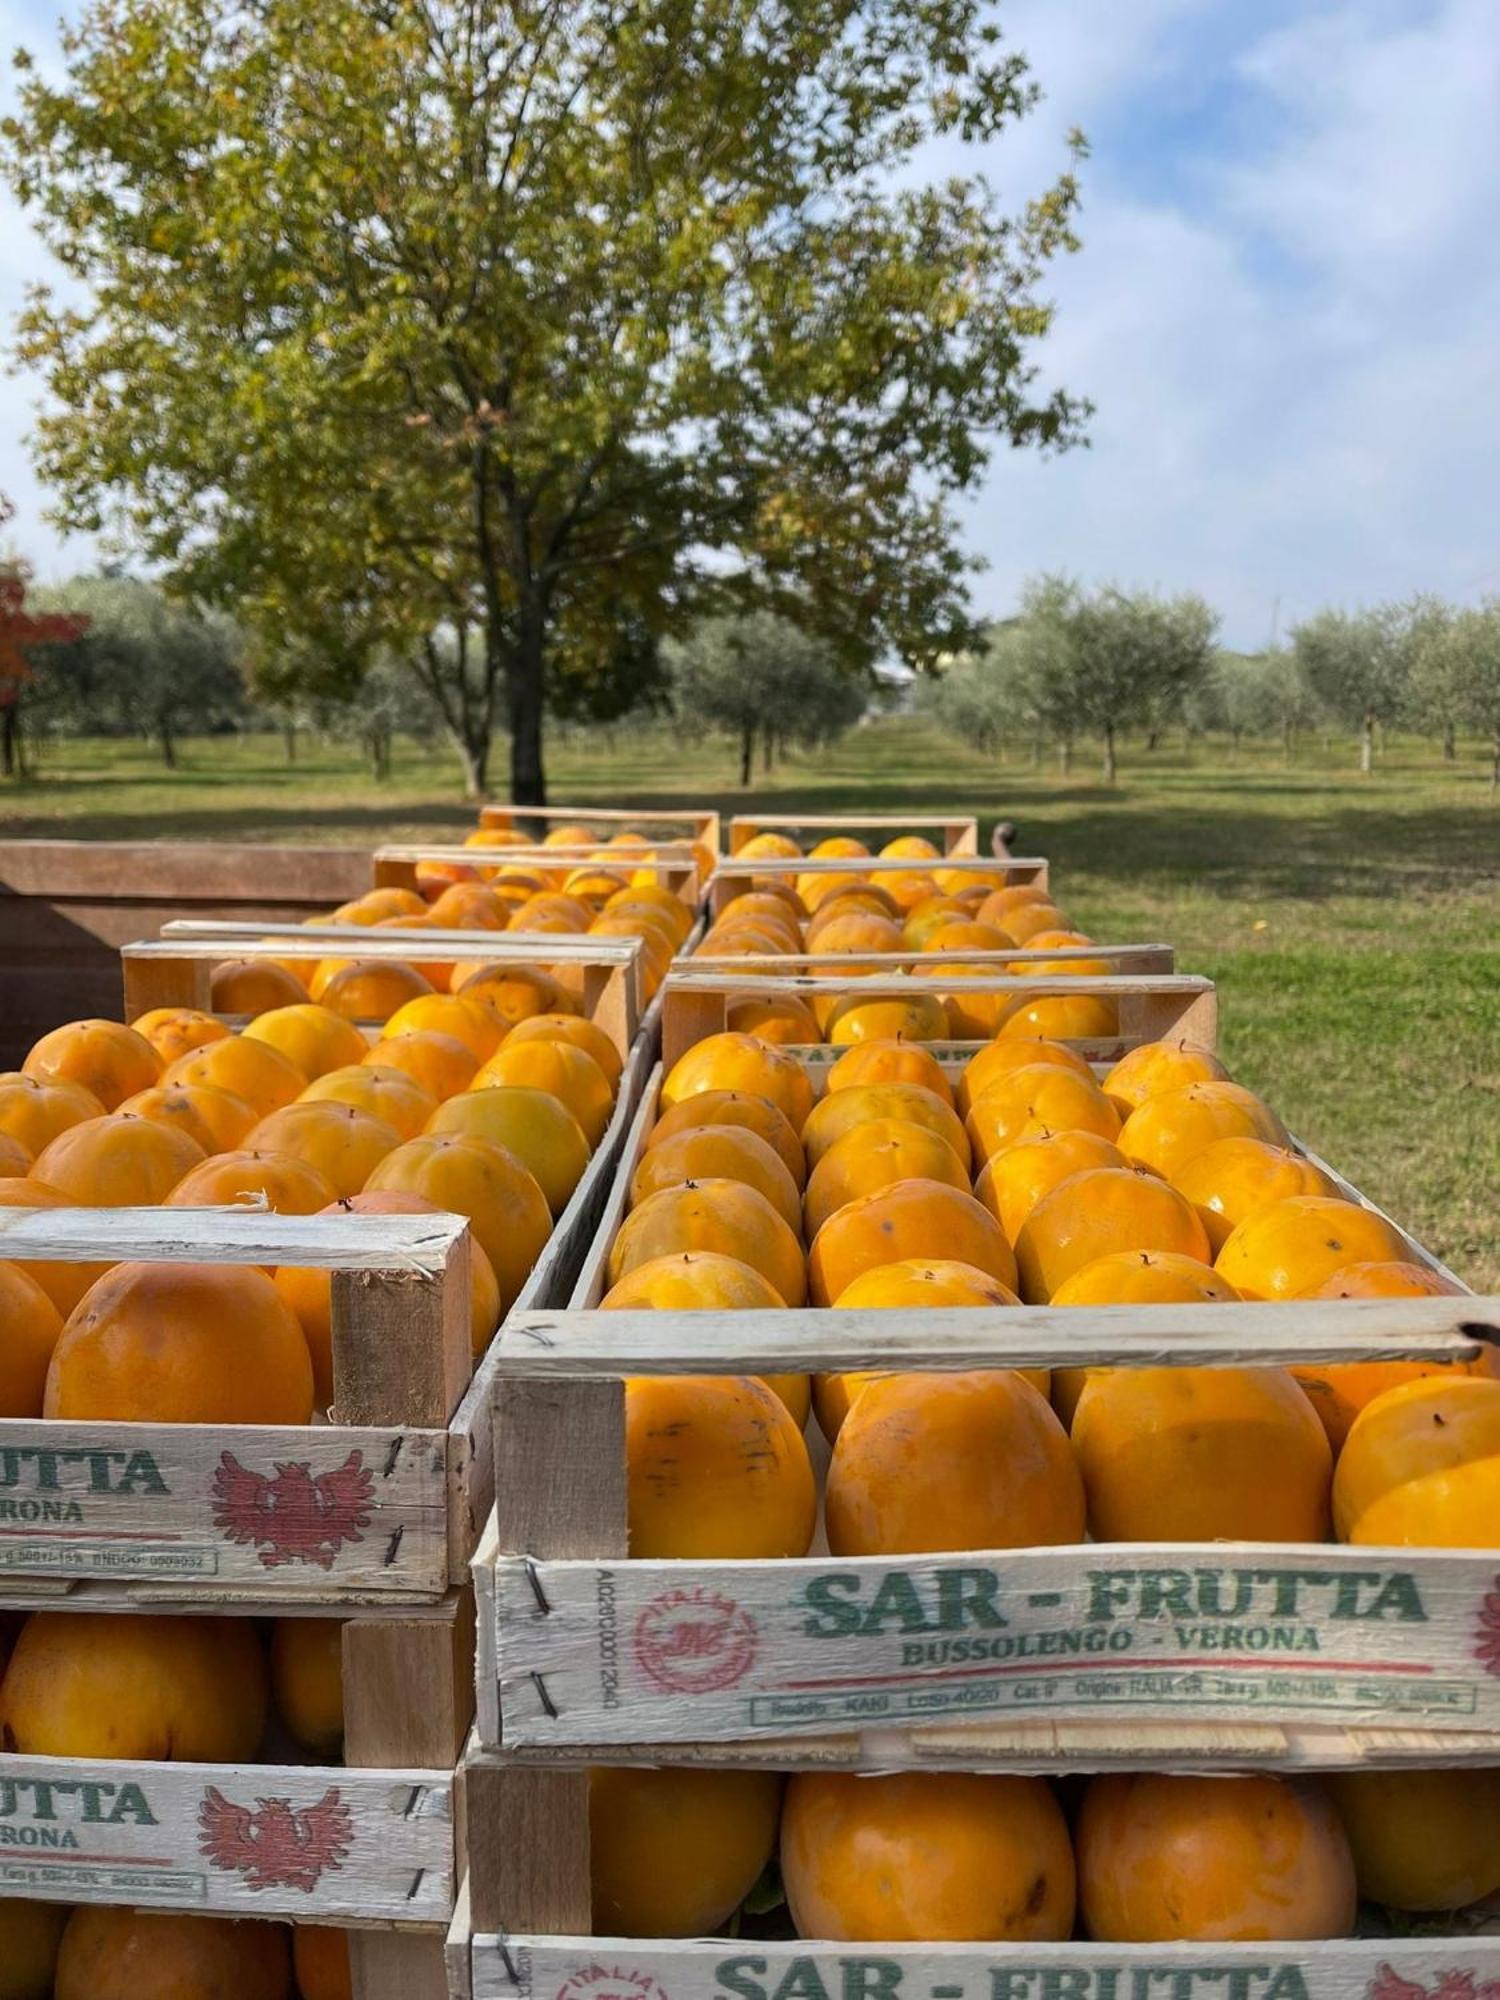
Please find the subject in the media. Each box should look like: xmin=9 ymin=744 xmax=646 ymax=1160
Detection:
xmin=478 ymin=803 xmax=720 ymax=848
xmin=728 ymin=812 xmax=978 ymax=854
xmin=485 ymin=1544 xmax=1500 ymax=1751
xmin=464 ymin=1716 xmax=1500 ymax=1774
xmin=686 ymin=947 xmax=1177 ymax=972
xmin=0 ymin=1416 xmax=449 ymax=1598
xmin=478 ymin=796 xmax=720 ymax=828
xmin=0 ymin=1204 xmax=466 ymax=1268
xmin=157 ymin=920 xmax=643 ymax=963
xmin=667 ymin=970 xmax=1210 ymax=998
xmin=498 ymin=1299 xmax=1496 ymax=1375
xmin=470 ymin=1932 xmax=1500 ymax=2000
xmin=447 ymin=1039 xmax=653 ymax=1586
xmin=713 ymin=854 xmax=1046 ymax=874
xmin=0 ymin=1751 xmax=452 ymax=1923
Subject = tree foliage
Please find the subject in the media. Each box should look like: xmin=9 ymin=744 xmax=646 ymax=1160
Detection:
xmin=1289 ymin=605 xmax=1413 ymax=772
xmin=0 ymin=493 xmax=89 ymax=774
xmin=4 ymin=0 xmax=1087 ymax=801
xmin=1410 ymin=602 xmax=1500 ymax=787
xmin=668 ymin=613 xmax=869 ymax=783
xmin=924 ymin=578 xmax=1217 ymax=778
xmin=31 ymin=575 xmax=244 ymax=765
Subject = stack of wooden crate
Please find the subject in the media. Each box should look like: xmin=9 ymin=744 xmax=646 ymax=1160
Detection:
xmin=444 ymin=842 xmax=1500 ymax=2000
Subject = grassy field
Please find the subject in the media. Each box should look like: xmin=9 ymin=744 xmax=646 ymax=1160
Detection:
xmin=3 ymin=721 xmax=1497 ymax=1285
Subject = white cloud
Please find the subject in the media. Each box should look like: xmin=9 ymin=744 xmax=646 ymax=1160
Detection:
xmin=964 ymin=0 xmax=1500 ymax=642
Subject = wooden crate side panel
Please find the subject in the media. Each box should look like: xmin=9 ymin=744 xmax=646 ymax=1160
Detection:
xmin=0 ymin=1418 xmax=450 ymax=1602
xmin=727 ymin=813 xmax=980 ymax=855
xmin=447 ymin=1036 xmax=653 ymax=1585
xmin=0 ymin=840 xmax=370 ymax=903
xmin=487 ymin=1544 xmax=1500 ymax=1752
xmin=0 ymin=1752 xmax=451 ymax=1922
xmin=0 ymin=841 xmax=368 ymax=1061
xmin=473 ymin=1935 xmax=1500 ymax=2000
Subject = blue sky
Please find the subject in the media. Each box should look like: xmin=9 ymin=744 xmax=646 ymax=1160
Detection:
xmin=2 ymin=0 xmax=1498 ymax=648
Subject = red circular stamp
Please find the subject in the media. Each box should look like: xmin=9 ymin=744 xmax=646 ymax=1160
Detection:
xmin=557 ymin=1968 xmax=670 ymax=2000
xmin=633 ymin=1585 xmax=758 ymax=1695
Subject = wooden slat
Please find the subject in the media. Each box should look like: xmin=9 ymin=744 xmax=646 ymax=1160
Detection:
xmin=0 ymin=1414 xmax=450 ymax=1599
xmin=471 ymin=1933 xmax=1500 ymax=2000
xmin=487 ymin=1542 xmax=1500 ymax=1752
xmin=0 ymin=1750 xmax=452 ymax=1922
xmin=151 ymin=923 xmax=642 ymax=963
xmin=345 ymin=1596 xmax=477 ymax=1770
xmin=333 ymin=1232 xmax=472 ymax=1430
xmin=0 ymin=839 xmax=368 ymax=903
xmin=478 ymin=802 xmax=720 ymax=850
xmin=466 ymin=1377 xmax=627 ymax=1935
xmin=0 ymin=1205 xmax=466 ymax=1268
xmin=498 ymin=1296 xmax=1496 ymax=1375
xmin=686 ymin=944 xmax=1176 ymax=972
xmin=352 ymin=1930 xmax=452 ymax=2000
xmin=728 ymin=812 xmax=979 ymax=855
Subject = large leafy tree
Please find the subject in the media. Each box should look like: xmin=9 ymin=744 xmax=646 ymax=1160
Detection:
xmin=3 ymin=0 xmax=1087 ymax=802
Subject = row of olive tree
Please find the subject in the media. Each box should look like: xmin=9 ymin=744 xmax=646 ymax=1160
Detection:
xmin=924 ymin=581 xmax=1500 ymax=781
xmin=1286 ymin=598 xmax=1500 ymax=776
xmin=922 ymin=579 xmax=1220 ymax=780
xmin=666 ymin=614 xmax=871 ymax=784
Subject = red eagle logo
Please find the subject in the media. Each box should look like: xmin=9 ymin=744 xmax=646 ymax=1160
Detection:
xmin=1367 ymin=1967 xmax=1500 ymax=2000
xmin=211 ymin=1450 xmax=374 ymax=1570
xmin=1474 ymin=1575 xmax=1500 ymax=1677
xmin=198 ymin=1785 xmax=354 ymax=1893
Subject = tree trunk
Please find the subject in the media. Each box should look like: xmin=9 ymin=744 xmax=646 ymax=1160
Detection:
xmin=1442 ymin=722 xmax=1456 ymax=761
xmin=1102 ymin=722 xmax=1117 ymax=783
xmin=159 ymin=720 xmax=176 ymax=769
xmin=1145 ymin=726 xmax=1160 ymax=752
xmin=1360 ymin=712 xmax=1374 ymax=774
xmin=762 ymin=727 xmax=773 ymax=774
xmin=1 ymin=706 xmax=17 ymax=777
xmin=1058 ymin=737 xmax=1072 ymax=775
xmin=283 ymin=720 xmax=297 ymax=763
xmin=457 ymin=734 xmax=490 ymax=799
xmin=505 ymin=607 xmax=546 ymax=806
xmin=739 ymin=723 xmax=754 ymax=788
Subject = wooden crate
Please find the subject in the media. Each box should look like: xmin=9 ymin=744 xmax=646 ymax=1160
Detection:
xmin=372 ymin=844 xmax=705 ymax=910
xmin=0 ymin=1030 xmax=641 ymax=1604
xmin=448 ymin=1028 xmax=1500 ymax=1998
xmin=0 ymin=1587 xmax=467 ymax=1938
xmin=0 ymin=1208 xmax=479 ymax=1998
xmin=659 ymin=969 xmax=1217 ymax=1071
xmin=707 ymin=854 xmax=1047 ymax=918
xmin=122 ymin=925 xmax=646 ymax=1055
xmin=467 ymin=1059 xmax=1500 ymax=1765
xmin=729 ymin=812 xmax=979 ymax=856
xmin=0 ymin=839 xmax=370 ymax=1065
xmin=479 ymin=805 xmax=721 ymax=854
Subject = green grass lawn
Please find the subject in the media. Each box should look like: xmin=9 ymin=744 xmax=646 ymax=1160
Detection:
xmin=4 ymin=720 xmax=1497 ymax=1285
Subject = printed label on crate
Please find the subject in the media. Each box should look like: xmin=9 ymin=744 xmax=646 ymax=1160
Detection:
xmin=478 ymin=1937 xmax=1500 ymax=2000
xmin=0 ymin=1757 xmax=453 ymax=1920
xmin=0 ymin=1421 xmax=450 ymax=1596
xmin=490 ymin=1546 xmax=1500 ymax=1747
